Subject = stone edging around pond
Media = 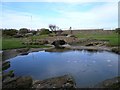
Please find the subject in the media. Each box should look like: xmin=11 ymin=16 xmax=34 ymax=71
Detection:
xmin=2 ymin=74 xmax=120 ymax=89
xmin=2 ymin=45 xmax=119 ymax=61
xmin=2 ymin=46 xmax=120 ymax=89
xmin=2 ymin=75 xmax=76 ymax=89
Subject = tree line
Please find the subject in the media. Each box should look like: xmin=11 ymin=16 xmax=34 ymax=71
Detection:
xmin=1 ymin=24 xmax=63 ymax=37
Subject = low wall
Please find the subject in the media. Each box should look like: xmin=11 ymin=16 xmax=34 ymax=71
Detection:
xmin=62 ymin=29 xmax=115 ymax=35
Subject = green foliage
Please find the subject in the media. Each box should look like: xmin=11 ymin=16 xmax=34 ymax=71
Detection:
xmin=30 ymin=30 xmax=37 ymax=35
xmin=26 ymin=45 xmax=51 ymax=48
xmin=40 ymin=28 xmax=50 ymax=35
xmin=2 ymin=37 xmax=51 ymax=50
xmin=2 ymin=29 xmax=18 ymax=36
xmin=2 ymin=38 xmax=26 ymax=50
xmin=31 ymin=35 xmax=49 ymax=40
xmin=115 ymin=28 xmax=120 ymax=34
xmin=19 ymin=28 xmax=29 ymax=35
xmin=2 ymin=61 xmax=10 ymax=71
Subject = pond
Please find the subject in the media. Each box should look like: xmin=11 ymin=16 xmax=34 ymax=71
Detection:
xmin=5 ymin=50 xmax=119 ymax=87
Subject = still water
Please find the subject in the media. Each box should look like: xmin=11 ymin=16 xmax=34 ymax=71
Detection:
xmin=6 ymin=50 xmax=119 ymax=87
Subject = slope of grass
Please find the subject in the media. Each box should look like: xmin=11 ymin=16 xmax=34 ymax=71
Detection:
xmin=2 ymin=38 xmax=26 ymax=50
xmin=2 ymin=37 xmax=51 ymax=50
xmin=75 ymin=32 xmax=119 ymax=46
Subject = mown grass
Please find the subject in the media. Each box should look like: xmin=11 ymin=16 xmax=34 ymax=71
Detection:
xmin=2 ymin=38 xmax=26 ymax=50
xmin=2 ymin=36 xmax=51 ymax=50
xmin=75 ymin=32 xmax=119 ymax=46
xmin=2 ymin=32 xmax=119 ymax=50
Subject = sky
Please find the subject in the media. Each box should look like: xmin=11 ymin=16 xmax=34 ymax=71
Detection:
xmin=0 ymin=0 xmax=119 ymax=30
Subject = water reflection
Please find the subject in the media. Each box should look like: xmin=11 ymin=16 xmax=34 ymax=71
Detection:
xmin=6 ymin=50 xmax=119 ymax=87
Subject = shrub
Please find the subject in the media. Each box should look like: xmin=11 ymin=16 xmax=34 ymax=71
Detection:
xmin=19 ymin=28 xmax=29 ymax=35
xmin=115 ymin=28 xmax=120 ymax=34
xmin=2 ymin=29 xmax=18 ymax=36
xmin=40 ymin=28 xmax=50 ymax=35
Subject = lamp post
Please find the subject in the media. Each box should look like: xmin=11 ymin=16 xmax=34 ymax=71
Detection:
xmin=30 ymin=15 xmax=32 ymax=31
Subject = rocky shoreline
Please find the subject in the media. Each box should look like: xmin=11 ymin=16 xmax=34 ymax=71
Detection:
xmin=1 ymin=45 xmax=120 ymax=89
xmin=2 ymin=73 xmax=120 ymax=89
xmin=2 ymin=45 xmax=119 ymax=61
xmin=2 ymin=75 xmax=76 ymax=89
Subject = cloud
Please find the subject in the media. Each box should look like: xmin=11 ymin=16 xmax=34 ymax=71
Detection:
xmin=1 ymin=9 xmax=48 ymax=29
xmin=1 ymin=2 xmax=118 ymax=30
xmin=48 ymin=2 xmax=118 ymax=29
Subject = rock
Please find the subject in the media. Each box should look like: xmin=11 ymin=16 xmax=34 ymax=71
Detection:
xmin=52 ymin=40 xmax=66 ymax=48
xmin=95 ymin=76 xmax=120 ymax=88
xmin=32 ymin=75 xmax=76 ymax=89
xmin=39 ymin=40 xmax=48 ymax=45
xmin=3 ymin=76 xmax=33 ymax=89
xmin=111 ymin=47 xmax=120 ymax=54
xmin=45 ymin=47 xmax=71 ymax=52
xmin=16 ymin=48 xmax=29 ymax=53
xmin=20 ymin=52 xmax=29 ymax=55
xmin=2 ymin=61 xmax=10 ymax=71
xmin=3 ymin=70 xmax=14 ymax=81
xmin=13 ymin=34 xmax=23 ymax=38
xmin=62 ymin=83 xmax=74 ymax=88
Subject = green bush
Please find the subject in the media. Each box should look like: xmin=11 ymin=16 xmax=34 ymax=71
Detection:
xmin=2 ymin=29 xmax=18 ymax=36
xmin=115 ymin=28 xmax=120 ymax=34
xmin=40 ymin=28 xmax=50 ymax=35
xmin=19 ymin=28 xmax=29 ymax=35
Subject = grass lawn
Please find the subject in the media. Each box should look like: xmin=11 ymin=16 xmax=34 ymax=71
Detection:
xmin=75 ymin=32 xmax=119 ymax=46
xmin=2 ymin=38 xmax=26 ymax=50
xmin=2 ymin=32 xmax=119 ymax=50
xmin=2 ymin=36 xmax=51 ymax=50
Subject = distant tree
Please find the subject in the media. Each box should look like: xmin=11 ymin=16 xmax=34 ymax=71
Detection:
xmin=49 ymin=24 xmax=57 ymax=34
xmin=40 ymin=28 xmax=50 ymax=35
xmin=19 ymin=28 xmax=29 ymax=35
xmin=115 ymin=28 xmax=120 ymax=34
xmin=2 ymin=29 xmax=18 ymax=36
xmin=30 ymin=30 xmax=37 ymax=35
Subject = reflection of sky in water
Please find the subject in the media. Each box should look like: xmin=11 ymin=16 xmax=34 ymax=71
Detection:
xmin=6 ymin=50 xmax=119 ymax=87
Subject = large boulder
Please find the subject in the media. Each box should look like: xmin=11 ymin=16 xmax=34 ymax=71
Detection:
xmin=111 ymin=47 xmax=120 ymax=54
xmin=95 ymin=76 xmax=120 ymax=88
xmin=52 ymin=40 xmax=66 ymax=48
xmin=32 ymin=75 xmax=76 ymax=88
xmin=2 ymin=61 xmax=10 ymax=71
xmin=2 ymin=70 xmax=14 ymax=81
xmin=3 ymin=76 xmax=33 ymax=89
